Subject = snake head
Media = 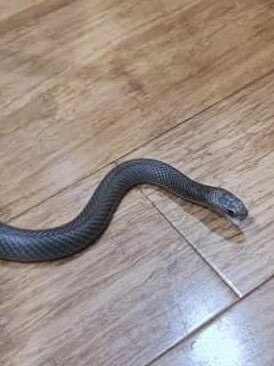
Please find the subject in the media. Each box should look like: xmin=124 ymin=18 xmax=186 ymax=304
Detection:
xmin=212 ymin=188 xmax=248 ymax=221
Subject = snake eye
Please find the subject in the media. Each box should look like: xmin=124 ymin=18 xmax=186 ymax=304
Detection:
xmin=228 ymin=209 xmax=236 ymax=217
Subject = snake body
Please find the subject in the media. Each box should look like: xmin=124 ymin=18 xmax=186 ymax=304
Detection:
xmin=0 ymin=159 xmax=248 ymax=262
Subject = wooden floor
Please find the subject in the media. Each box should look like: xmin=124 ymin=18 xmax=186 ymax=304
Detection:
xmin=0 ymin=0 xmax=274 ymax=365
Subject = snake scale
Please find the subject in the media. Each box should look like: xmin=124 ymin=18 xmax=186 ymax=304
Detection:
xmin=0 ymin=159 xmax=248 ymax=262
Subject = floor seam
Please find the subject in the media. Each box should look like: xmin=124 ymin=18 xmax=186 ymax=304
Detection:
xmin=115 ymin=68 xmax=274 ymax=162
xmin=7 ymin=160 xmax=115 ymax=224
xmin=6 ymin=68 xmax=274 ymax=224
xmin=146 ymin=300 xmax=238 ymax=366
xmin=142 ymin=191 xmax=241 ymax=298
xmin=146 ymin=273 xmax=274 ymax=366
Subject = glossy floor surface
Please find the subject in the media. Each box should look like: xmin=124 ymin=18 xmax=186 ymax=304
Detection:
xmin=0 ymin=0 xmax=274 ymax=365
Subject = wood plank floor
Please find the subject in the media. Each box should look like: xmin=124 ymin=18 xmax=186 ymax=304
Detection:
xmin=0 ymin=0 xmax=274 ymax=365
xmin=125 ymin=71 xmax=274 ymax=296
xmin=153 ymin=277 xmax=274 ymax=366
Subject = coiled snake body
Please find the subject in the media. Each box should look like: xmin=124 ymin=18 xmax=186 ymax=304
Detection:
xmin=0 ymin=159 xmax=248 ymax=262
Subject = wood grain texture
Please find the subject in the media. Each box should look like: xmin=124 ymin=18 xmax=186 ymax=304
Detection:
xmin=153 ymin=277 xmax=274 ymax=366
xmin=8 ymin=164 xmax=116 ymax=229
xmin=0 ymin=0 xmax=274 ymax=222
xmin=2 ymin=0 xmax=273 ymax=110
xmin=0 ymin=166 xmax=235 ymax=366
xmin=0 ymin=0 xmax=48 ymax=22
xmin=124 ymin=71 xmax=274 ymax=296
xmin=0 ymin=0 xmax=78 ymax=36
xmin=1 ymin=0 xmax=274 ymax=364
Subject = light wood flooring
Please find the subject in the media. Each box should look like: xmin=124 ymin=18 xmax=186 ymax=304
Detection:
xmin=0 ymin=0 xmax=274 ymax=365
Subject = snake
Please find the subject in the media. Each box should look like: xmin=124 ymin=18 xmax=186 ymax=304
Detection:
xmin=0 ymin=159 xmax=248 ymax=263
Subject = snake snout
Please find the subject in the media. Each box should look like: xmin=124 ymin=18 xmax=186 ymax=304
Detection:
xmin=214 ymin=189 xmax=248 ymax=221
